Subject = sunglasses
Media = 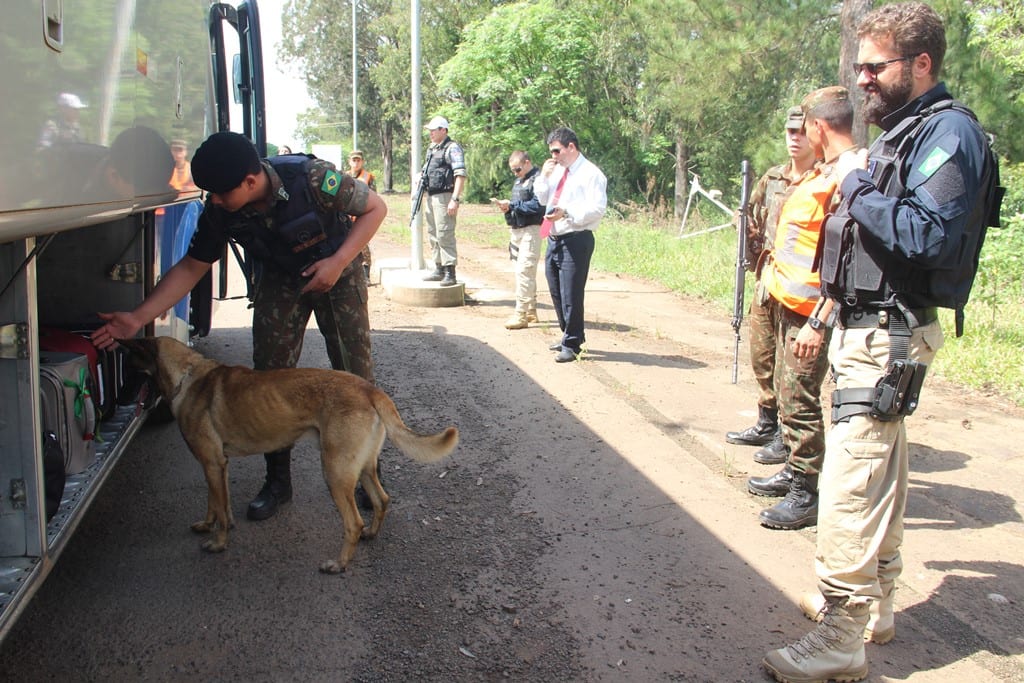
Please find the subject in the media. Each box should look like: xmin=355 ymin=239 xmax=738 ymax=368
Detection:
xmin=853 ymin=56 xmax=912 ymax=78
xmin=549 ymin=147 xmax=563 ymax=155
xmin=511 ymin=166 xmax=523 ymax=174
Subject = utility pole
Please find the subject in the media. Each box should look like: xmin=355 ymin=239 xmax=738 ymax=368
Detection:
xmin=410 ymin=0 xmax=424 ymax=269
xmin=352 ymin=0 xmax=358 ymax=151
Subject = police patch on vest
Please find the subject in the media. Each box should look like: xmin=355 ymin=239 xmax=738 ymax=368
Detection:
xmin=321 ymin=169 xmax=341 ymax=196
xmin=918 ymin=145 xmax=952 ymax=179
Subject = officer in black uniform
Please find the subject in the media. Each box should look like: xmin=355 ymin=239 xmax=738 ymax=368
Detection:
xmin=762 ymin=4 xmax=1002 ymax=682
xmin=92 ymin=132 xmax=388 ymax=521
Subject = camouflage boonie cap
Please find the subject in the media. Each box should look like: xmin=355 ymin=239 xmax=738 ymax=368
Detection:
xmin=801 ymin=86 xmax=850 ymax=116
xmin=784 ymin=106 xmax=805 ymax=131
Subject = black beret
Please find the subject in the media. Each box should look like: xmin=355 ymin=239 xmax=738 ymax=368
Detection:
xmin=191 ymin=132 xmax=261 ymax=193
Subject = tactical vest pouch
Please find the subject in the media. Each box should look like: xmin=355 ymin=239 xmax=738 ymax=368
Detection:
xmin=819 ymin=212 xmax=849 ymax=294
xmin=278 ymin=209 xmax=331 ymax=272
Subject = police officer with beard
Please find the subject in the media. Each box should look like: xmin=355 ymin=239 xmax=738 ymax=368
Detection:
xmin=762 ymin=4 xmax=1002 ymax=682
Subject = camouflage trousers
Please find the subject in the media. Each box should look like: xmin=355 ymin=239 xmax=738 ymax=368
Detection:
xmin=748 ymin=281 xmax=779 ymax=412
xmin=767 ymin=296 xmax=831 ymax=475
xmin=251 ymin=257 xmax=374 ymax=383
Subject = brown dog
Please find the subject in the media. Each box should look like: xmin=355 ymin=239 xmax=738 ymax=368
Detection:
xmin=120 ymin=337 xmax=458 ymax=573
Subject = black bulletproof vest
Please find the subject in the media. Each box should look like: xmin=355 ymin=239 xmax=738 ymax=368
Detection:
xmin=819 ymin=100 xmax=1003 ymax=333
xmin=424 ymin=139 xmax=455 ymax=194
xmin=223 ymin=155 xmax=351 ymax=276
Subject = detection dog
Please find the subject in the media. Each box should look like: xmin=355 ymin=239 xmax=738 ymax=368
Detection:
xmin=120 ymin=337 xmax=458 ymax=573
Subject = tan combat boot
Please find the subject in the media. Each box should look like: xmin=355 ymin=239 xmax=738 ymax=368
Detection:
xmin=799 ymin=583 xmax=895 ymax=644
xmin=525 ymin=308 xmax=539 ymax=323
xmin=504 ymin=311 xmax=529 ymax=330
xmin=763 ymin=599 xmax=869 ymax=683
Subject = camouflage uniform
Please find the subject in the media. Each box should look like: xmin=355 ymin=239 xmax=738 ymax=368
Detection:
xmin=746 ymin=164 xmax=798 ymax=413
xmin=188 ymin=158 xmax=373 ymax=382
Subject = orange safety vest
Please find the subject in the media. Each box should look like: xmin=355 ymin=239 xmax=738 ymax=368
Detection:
xmin=762 ymin=167 xmax=837 ymax=317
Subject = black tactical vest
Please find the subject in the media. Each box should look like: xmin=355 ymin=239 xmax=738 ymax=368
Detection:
xmin=222 ymin=155 xmax=351 ymax=276
xmin=819 ymin=100 xmax=1003 ymax=334
xmin=424 ymin=139 xmax=455 ymax=194
xmin=509 ymin=169 xmax=545 ymax=227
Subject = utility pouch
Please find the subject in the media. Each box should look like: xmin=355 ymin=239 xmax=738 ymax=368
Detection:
xmin=871 ymin=359 xmax=927 ymax=419
xmin=277 ymin=210 xmax=330 ymax=273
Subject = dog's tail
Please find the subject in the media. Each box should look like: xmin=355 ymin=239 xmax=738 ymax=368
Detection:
xmin=371 ymin=389 xmax=458 ymax=463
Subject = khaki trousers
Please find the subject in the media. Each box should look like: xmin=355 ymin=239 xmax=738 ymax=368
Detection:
xmin=510 ymin=224 xmax=541 ymax=313
xmin=424 ymin=192 xmax=458 ymax=266
xmin=816 ymin=320 xmax=944 ymax=602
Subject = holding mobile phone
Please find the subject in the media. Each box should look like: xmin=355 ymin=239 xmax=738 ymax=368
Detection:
xmin=545 ymin=206 xmax=558 ymax=217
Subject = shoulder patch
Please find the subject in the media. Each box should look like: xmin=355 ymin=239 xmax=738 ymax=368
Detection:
xmin=321 ymin=169 xmax=341 ymax=196
xmin=918 ymin=145 xmax=952 ymax=179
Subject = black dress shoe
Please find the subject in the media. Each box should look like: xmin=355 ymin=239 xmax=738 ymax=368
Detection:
xmin=247 ymin=481 xmax=293 ymax=521
xmin=554 ymin=347 xmax=579 ymax=363
xmin=549 ymin=342 xmax=563 ymax=351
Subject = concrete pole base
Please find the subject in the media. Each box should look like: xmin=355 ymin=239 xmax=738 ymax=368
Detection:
xmin=375 ymin=257 xmax=465 ymax=308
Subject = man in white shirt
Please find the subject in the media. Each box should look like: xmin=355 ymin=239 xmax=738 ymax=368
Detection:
xmin=534 ymin=127 xmax=607 ymax=362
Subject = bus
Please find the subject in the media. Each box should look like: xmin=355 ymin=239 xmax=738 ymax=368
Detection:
xmin=0 ymin=0 xmax=267 ymax=642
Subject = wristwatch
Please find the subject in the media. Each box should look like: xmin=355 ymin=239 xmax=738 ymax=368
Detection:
xmin=807 ymin=316 xmax=825 ymax=331
xmin=452 ymin=197 xmax=460 ymax=203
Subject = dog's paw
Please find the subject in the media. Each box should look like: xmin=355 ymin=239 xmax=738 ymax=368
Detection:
xmin=201 ymin=538 xmax=227 ymax=553
xmin=319 ymin=560 xmax=346 ymax=574
xmin=191 ymin=520 xmax=213 ymax=534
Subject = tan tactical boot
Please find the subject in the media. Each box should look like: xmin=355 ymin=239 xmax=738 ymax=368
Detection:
xmin=763 ymin=599 xmax=869 ymax=683
xmin=799 ymin=584 xmax=895 ymax=644
xmin=504 ymin=312 xmax=529 ymax=330
xmin=525 ymin=308 xmax=539 ymax=323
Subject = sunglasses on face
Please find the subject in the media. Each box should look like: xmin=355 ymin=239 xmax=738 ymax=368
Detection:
xmin=853 ymin=56 xmax=912 ymax=78
xmin=510 ymin=166 xmax=523 ymax=174
xmin=549 ymin=147 xmax=564 ymax=155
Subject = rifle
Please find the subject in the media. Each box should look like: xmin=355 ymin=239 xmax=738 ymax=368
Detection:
xmin=731 ymin=160 xmax=753 ymax=384
xmin=410 ymin=160 xmax=430 ymax=229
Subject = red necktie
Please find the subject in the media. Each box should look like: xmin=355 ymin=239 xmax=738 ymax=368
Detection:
xmin=540 ymin=169 xmax=568 ymax=239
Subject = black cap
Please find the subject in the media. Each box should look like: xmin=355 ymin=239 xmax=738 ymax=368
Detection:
xmin=191 ymin=132 xmax=261 ymax=193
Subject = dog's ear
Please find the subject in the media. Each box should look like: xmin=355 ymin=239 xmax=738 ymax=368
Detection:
xmin=117 ymin=337 xmax=158 ymax=373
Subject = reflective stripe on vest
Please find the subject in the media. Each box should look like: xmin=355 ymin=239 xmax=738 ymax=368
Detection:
xmin=763 ymin=170 xmax=836 ymax=317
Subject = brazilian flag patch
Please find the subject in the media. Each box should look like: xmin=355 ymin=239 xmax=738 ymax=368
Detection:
xmin=918 ymin=145 xmax=952 ymax=179
xmin=321 ymin=169 xmax=341 ymax=196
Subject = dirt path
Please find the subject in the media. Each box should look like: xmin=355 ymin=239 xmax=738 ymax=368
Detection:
xmin=0 ymin=227 xmax=1020 ymax=682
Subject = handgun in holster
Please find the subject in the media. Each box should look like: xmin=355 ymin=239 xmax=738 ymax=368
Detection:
xmin=871 ymin=359 xmax=927 ymax=420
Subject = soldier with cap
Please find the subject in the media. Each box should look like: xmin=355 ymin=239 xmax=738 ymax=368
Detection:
xmin=746 ymin=86 xmax=858 ymax=532
xmin=347 ymin=150 xmax=377 ymax=282
xmin=726 ymin=105 xmax=817 ymax=465
xmin=419 ymin=116 xmax=467 ymax=286
xmin=763 ymin=4 xmax=1002 ymax=681
xmin=91 ymin=131 xmax=387 ymax=521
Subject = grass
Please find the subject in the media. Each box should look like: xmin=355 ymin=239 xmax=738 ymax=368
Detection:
xmin=378 ymin=194 xmax=1024 ymax=407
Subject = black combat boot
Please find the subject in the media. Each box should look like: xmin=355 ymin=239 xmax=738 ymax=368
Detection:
xmin=747 ymin=463 xmax=794 ymax=497
xmin=726 ymin=406 xmax=778 ymax=446
xmin=759 ymin=471 xmax=818 ymax=530
xmin=753 ymin=432 xmax=789 ymax=465
xmin=440 ymin=265 xmax=457 ymax=286
xmin=423 ymin=264 xmax=444 ymax=282
xmin=247 ymin=449 xmax=294 ymax=521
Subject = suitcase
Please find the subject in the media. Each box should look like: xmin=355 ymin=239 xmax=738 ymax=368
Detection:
xmin=40 ymin=326 xmax=117 ymax=420
xmin=40 ymin=351 xmax=97 ymax=475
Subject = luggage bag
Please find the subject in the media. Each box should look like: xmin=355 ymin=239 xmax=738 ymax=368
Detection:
xmin=39 ymin=351 xmax=97 ymax=475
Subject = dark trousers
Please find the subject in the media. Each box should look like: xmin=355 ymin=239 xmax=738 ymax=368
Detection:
xmin=545 ymin=230 xmax=595 ymax=352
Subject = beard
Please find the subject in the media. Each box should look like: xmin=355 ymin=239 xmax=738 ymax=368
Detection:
xmin=861 ymin=65 xmax=914 ymax=125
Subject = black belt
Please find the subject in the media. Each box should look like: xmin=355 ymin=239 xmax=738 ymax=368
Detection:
xmin=549 ymin=230 xmax=586 ymax=241
xmin=838 ymin=306 xmax=937 ymax=330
